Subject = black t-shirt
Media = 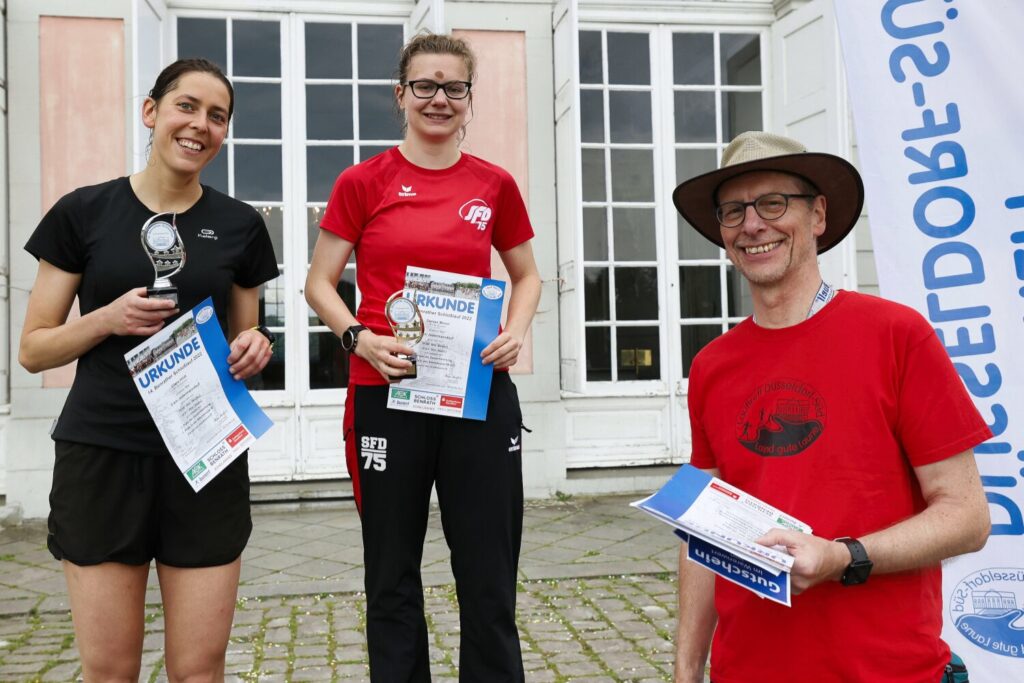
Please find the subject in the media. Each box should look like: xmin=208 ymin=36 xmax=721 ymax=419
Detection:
xmin=25 ymin=177 xmax=280 ymax=453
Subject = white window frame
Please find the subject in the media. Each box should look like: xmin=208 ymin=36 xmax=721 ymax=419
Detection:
xmin=167 ymin=7 xmax=407 ymax=410
xmin=567 ymin=15 xmax=773 ymax=399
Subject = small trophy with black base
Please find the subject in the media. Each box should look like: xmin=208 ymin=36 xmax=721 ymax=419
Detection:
xmin=385 ymin=291 xmax=425 ymax=380
xmin=141 ymin=212 xmax=185 ymax=305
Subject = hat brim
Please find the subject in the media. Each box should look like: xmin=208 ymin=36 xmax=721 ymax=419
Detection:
xmin=671 ymin=152 xmax=865 ymax=254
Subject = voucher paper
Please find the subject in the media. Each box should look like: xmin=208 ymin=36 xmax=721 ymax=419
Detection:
xmin=632 ymin=465 xmax=812 ymax=607
xmin=386 ymin=266 xmax=506 ymax=420
xmin=125 ymin=297 xmax=272 ymax=491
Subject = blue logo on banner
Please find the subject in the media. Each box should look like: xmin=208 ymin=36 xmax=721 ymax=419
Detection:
xmin=949 ymin=568 xmax=1024 ymax=658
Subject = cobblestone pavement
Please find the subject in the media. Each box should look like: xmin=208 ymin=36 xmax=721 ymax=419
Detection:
xmin=0 ymin=495 xmax=708 ymax=682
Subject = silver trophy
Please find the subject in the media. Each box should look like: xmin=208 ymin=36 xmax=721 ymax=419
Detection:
xmin=141 ymin=212 xmax=185 ymax=305
xmin=385 ymin=291 xmax=425 ymax=379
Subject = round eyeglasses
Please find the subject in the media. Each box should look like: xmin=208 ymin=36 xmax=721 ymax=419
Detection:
xmin=403 ymin=80 xmax=473 ymax=100
xmin=715 ymin=193 xmax=818 ymax=228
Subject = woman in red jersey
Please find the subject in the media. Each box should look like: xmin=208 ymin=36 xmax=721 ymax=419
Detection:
xmin=306 ymin=32 xmax=540 ymax=682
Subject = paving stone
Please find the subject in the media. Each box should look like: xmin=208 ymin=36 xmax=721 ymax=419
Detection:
xmin=0 ymin=497 xmax=697 ymax=681
xmin=41 ymin=660 xmax=81 ymax=681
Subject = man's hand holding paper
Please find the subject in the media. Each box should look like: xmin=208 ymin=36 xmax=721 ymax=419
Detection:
xmin=756 ymin=529 xmax=850 ymax=595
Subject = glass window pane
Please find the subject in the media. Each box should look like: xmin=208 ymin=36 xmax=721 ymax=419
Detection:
xmin=235 ymin=144 xmax=282 ymax=201
xmin=583 ymin=207 xmax=608 ymax=261
xmin=676 ymin=148 xmax=720 ymax=260
xmin=307 ymin=146 xmax=353 ymax=203
xmin=676 ymin=148 xmax=718 ymax=185
xmin=610 ymin=149 xmax=654 ymax=202
xmin=726 ymin=266 xmax=754 ymax=317
xmin=308 ymin=275 xmax=355 ymax=326
xmin=681 ymin=325 xmax=720 ymax=377
xmin=260 ymin=275 xmax=285 ymax=328
xmin=722 ymin=92 xmax=763 ymax=141
xmin=249 ymin=334 xmax=284 ymax=390
xmin=585 ymin=327 xmax=611 ymax=381
xmin=615 ymin=266 xmax=659 ymax=321
xmin=607 ymin=33 xmax=649 ymax=85
xmin=617 ymin=326 xmax=660 ymax=380
xmin=612 ymin=208 xmax=656 ymax=261
xmin=581 ymin=149 xmax=606 ymax=202
xmin=305 ymin=22 xmax=351 ymax=79
xmin=721 ymin=34 xmax=761 ymax=86
xmin=608 ymin=91 xmax=652 ymax=144
xmin=360 ymin=145 xmax=391 ymax=161
xmin=673 ymin=33 xmax=713 ymax=85
xmin=307 ymin=84 xmax=353 ymax=140
xmin=310 ymin=333 xmax=348 ymax=389
xmin=580 ymin=90 xmax=604 ymax=143
xmin=201 ymin=145 xmax=228 ymax=194
xmin=358 ymin=25 xmax=404 ymax=79
xmin=579 ymin=31 xmax=603 ymax=84
xmin=359 ymin=85 xmax=401 ymax=140
xmin=679 ymin=266 xmax=722 ymax=318
xmin=259 ymin=206 xmax=284 ymax=264
xmin=675 ymin=91 xmax=716 ymax=143
xmin=678 ymin=215 xmax=720 ymax=260
xmin=178 ymin=18 xmax=226 ymax=70
xmin=233 ymin=21 xmax=280 ymax=77
xmin=584 ymin=267 xmax=610 ymax=321
xmin=233 ymin=83 xmax=281 ymax=139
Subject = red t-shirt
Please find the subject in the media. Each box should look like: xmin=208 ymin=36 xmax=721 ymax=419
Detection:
xmin=320 ymin=147 xmax=534 ymax=385
xmin=688 ymin=291 xmax=991 ymax=683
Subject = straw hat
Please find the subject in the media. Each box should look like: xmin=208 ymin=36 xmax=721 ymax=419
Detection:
xmin=671 ymin=131 xmax=864 ymax=254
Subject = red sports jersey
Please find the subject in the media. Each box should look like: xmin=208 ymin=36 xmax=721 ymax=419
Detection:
xmin=321 ymin=147 xmax=534 ymax=385
xmin=688 ymin=291 xmax=991 ymax=683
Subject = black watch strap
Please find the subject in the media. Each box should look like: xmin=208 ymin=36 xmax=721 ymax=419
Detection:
xmin=341 ymin=324 xmax=368 ymax=353
xmin=836 ymin=537 xmax=873 ymax=586
xmin=252 ymin=324 xmax=276 ymax=349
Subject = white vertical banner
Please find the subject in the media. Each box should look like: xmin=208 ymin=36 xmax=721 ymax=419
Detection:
xmin=835 ymin=0 xmax=1024 ymax=678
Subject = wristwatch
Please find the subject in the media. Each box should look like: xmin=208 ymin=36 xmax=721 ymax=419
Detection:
xmin=835 ymin=537 xmax=873 ymax=586
xmin=252 ymin=324 xmax=276 ymax=350
xmin=341 ymin=324 xmax=368 ymax=353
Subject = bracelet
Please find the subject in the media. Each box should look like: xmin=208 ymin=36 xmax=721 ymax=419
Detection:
xmin=251 ymin=324 xmax=276 ymax=351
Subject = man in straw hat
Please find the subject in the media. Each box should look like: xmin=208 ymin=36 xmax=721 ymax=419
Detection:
xmin=671 ymin=131 xmax=990 ymax=683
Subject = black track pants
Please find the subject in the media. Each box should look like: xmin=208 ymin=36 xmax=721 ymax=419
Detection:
xmin=344 ymin=372 xmax=525 ymax=682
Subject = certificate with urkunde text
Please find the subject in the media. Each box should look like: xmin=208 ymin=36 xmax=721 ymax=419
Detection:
xmin=386 ymin=266 xmax=506 ymax=420
xmin=125 ymin=297 xmax=272 ymax=491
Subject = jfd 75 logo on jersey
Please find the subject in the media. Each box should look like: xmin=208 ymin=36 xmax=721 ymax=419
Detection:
xmin=459 ymin=198 xmax=492 ymax=231
xmin=361 ymin=436 xmax=388 ymax=471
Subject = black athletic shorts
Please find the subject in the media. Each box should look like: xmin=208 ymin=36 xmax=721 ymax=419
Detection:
xmin=47 ymin=440 xmax=252 ymax=567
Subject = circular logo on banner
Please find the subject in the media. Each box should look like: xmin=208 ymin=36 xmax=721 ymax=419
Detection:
xmin=481 ymin=284 xmax=502 ymax=300
xmin=144 ymin=222 xmax=176 ymax=251
xmin=948 ymin=567 xmax=1024 ymax=658
xmin=734 ymin=379 xmax=826 ymax=457
xmin=196 ymin=306 xmax=214 ymax=324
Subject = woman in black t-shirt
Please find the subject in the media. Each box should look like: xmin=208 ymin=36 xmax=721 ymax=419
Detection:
xmin=19 ymin=59 xmax=278 ymax=680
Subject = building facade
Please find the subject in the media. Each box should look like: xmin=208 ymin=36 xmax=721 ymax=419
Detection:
xmin=1 ymin=0 xmax=876 ymax=518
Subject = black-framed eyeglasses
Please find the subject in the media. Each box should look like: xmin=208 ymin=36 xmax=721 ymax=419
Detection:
xmin=403 ymin=80 xmax=473 ymax=100
xmin=715 ymin=193 xmax=819 ymax=228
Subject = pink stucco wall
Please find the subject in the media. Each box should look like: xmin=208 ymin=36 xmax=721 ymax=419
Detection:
xmin=454 ymin=29 xmax=534 ymax=373
xmin=39 ymin=17 xmax=126 ymax=388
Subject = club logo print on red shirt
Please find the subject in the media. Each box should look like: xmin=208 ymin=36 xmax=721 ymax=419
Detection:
xmin=459 ymin=198 xmax=492 ymax=230
xmin=398 ymin=184 xmax=417 ymax=198
xmin=734 ymin=379 xmax=826 ymax=457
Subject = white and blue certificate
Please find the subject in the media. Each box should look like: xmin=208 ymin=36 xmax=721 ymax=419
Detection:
xmin=386 ymin=266 xmax=506 ymax=421
xmin=632 ymin=465 xmax=812 ymax=607
xmin=125 ymin=297 xmax=272 ymax=491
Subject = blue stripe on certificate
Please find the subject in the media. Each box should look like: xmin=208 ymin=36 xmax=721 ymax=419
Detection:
xmin=463 ymin=278 xmax=506 ymax=421
xmin=193 ymin=298 xmax=272 ymax=438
